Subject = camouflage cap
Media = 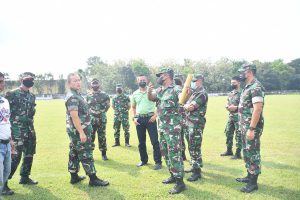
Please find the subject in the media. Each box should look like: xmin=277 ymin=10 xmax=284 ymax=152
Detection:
xmin=19 ymin=72 xmax=35 ymax=80
xmin=116 ymin=84 xmax=122 ymax=88
xmin=192 ymin=74 xmax=204 ymax=82
xmin=174 ymin=74 xmax=184 ymax=80
xmin=156 ymin=67 xmax=174 ymax=77
xmin=91 ymin=78 xmax=99 ymax=84
xmin=238 ymin=63 xmax=256 ymax=72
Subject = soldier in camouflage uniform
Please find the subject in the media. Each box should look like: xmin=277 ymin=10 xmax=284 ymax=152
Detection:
xmin=174 ymin=74 xmax=188 ymax=161
xmin=112 ymin=84 xmax=131 ymax=147
xmin=148 ymin=68 xmax=186 ymax=195
xmin=65 ymin=73 xmax=109 ymax=187
xmin=221 ymin=76 xmax=243 ymax=159
xmin=4 ymin=72 xmax=38 ymax=195
xmin=86 ymin=79 xmax=110 ymax=161
xmin=183 ymin=74 xmax=208 ymax=182
xmin=236 ymin=64 xmax=265 ymax=193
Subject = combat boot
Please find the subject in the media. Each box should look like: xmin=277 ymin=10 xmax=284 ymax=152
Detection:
xmin=89 ymin=174 xmax=109 ymax=187
xmin=125 ymin=138 xmax=131 ymax=147
xmin=187 ymin=168 xmax=201 ymax=182
xmin=70 ymin=173 xmax=86 ymax=184
xmin=2 ymin=182 xmax=14 ymax=196
xmin=19 ymin=176 xmax=38 ymax=185
xmin=112 ymin=138 xmax=120 ymax=147
xmin=236 ymin=171 xmax=251 ymax=183
xmin=220 ymin=147 xmax=233 ymax=156
xmin=102 ymin=151 xmax=108 ymax=160
xmin=182 ymin=151 xmax=187 ymax=161
xmin=169 ymin=178 xmax=186 ymax=194
xmin=231 ymin=148 xmax=242 ymax=159
xmin=240 ymin=174 xmax=258 ymax=193
xmin=162 ymin=173 xmax=176 ymax=184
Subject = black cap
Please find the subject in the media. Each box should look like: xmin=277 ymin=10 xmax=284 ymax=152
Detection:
xmin=192 ymin=74 xmax=204 ymax=82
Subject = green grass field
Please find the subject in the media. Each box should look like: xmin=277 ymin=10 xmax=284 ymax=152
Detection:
xmin=4 ymin=95 xmax=300 ymax=200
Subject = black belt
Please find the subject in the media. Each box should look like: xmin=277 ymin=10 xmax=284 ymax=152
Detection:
xmin=0 ymin=139 xmax=10 ymax=144
xmin=137 ymin=112 xmax=154 ymax=118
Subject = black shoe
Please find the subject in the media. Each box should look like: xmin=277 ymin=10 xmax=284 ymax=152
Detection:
xmin=102 ymin=151 xmax=108 ymax=161
xmin=231 ymin=148 xmax=242 ymax=159
xmin=19 ymin=177 xmax=38 ymax=185
xmin=70 ymin=174 xmax=86 ymax=184
xmin=182 ymin=151 xmax=187 ymax=161
xmin=187 ymin=168 xmax=201 ymax=182
xmin=162 ymin=173 xmax=176 ymax=184
xmin=240 ymin=174 xmax=258 ymax=193
xmin=112 ymin=138 xmax=120 ymax=147
xmin=89 ymin=177 xmax=109 ymax=187
xmin=153 ymin=163 xmax=162 ymax=170
xmin=169 ymin=178 xmax=186 ymax=194
xmin=220 ymin=147 xmax=233 ymax=156
xmin=125 ymin=138 xmax=131 ymax=147
xmin=136 ymin=161 xmax=147 ymax=167
xmin=184 ymin=168 xmax=193 ymax=173
xmin=236 ymin=171 xmax=250 ymax=183
xmin=2 ymin=182 xmax=14 ymax=196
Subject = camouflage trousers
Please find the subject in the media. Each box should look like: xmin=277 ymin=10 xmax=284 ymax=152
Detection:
xmin=9 ymin=121 xmax=36 ymax=179
xmin=159 ymin=120 xmax=184 ymax=179
xmin=68 ymin=125 xmax=96 ymax=175
xmin=180 ymin=118 xmax=188 ymax=152
xmin=186 ymin=123 xmax=204 ymax=169
xmin=113 ymin=113 xmax=130 ymax=139
xmin=91 ymin=115 xmax=107 ymax=151
xmin=224 ymin=116 xmax=242 ymax=149
xmin=241 ymin=127 xmax=262 ymax=175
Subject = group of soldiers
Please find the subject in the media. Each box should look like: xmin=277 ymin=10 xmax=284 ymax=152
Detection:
xmin=0 ymin=62 xmax=265 ymax=196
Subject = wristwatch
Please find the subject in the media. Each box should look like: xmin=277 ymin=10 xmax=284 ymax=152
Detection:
xmin=249 ymin=126 xmax=255 ymax=131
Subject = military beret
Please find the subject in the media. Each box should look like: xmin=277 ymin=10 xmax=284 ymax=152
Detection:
xmin=19 ymin=72 xmax=35 ymax=80
xmin=238 ymin=63 xmax=256 ymax=72
xmin=192 ymin=74 xmax=204 ymax=82
xmin=116 ymin=84 xmax=122 ymax=88
xmin=156 ymin=67 xmax=174 ymax=77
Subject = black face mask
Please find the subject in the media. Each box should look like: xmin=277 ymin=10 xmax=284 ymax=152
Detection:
xmin=239 ymin=73 xmax=246 ymax=82
xmin=231 ymin=84 xmax=238 ymax=90
xmin=156 ymin=76 xmax=164 ymax=85
xmin=138 ymin=81 xmax=147 ymax=88
xmin=92 ymin=86 xmax=99 ymax=91
xmin=23 ymin=79 xmax=34 ymax=88
xmin=174 ymin=79 xmax=182 ymax=86
xmin=116 ymin=88 xmax=122 ymax=94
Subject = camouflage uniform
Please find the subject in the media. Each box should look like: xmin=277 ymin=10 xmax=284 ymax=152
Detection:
xmin=156 ymin=84 xmax=184 ymax=178
xmin=185 ymin=87 xmax=208 ymax=170
xmin=238 ymin=78 xmax=265 ymax=175
xmin=6 ymin=88 xmax=37 ymax=179
xmin=86 ymin=90 xmax=110 ymax=151
xmin=224 ymin=89 xmax=242 ymax=150
xmin=65 ymin=89 xmax=96 ymax=175
xmin=112 ymin=93 xmax=130 ymax=140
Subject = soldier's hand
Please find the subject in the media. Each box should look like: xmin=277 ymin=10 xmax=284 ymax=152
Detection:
xmin=133 ymin=118 xmax=140 ymax=126
xmin=148 ymin=82 xmax=154 ymax=91
xmin=247 ymin=129 xmax=255 ymax=140
xmin=80 ymin=133 xmax=87 ymax=143
xmin=10 ymin=140 xmax=16 ymax=154
xmin=148 ymin=115 xmax=157 ymax=123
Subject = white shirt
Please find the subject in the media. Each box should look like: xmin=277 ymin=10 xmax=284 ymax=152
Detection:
xmin=0 ymin=96 xmax=11 ymax=140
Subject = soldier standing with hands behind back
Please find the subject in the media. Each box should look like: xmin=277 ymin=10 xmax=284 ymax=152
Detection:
xmin=112 ymin=84 xmax=131 ymax=147
xmin=87 ymin=78 xmax=110 ymax=161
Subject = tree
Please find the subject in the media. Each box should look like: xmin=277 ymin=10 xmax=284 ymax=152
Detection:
xmin=58 ymin=74 xmax=66 ymax=94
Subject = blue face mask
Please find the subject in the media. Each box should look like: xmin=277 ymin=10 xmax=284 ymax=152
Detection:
xmin=191 ymin=82 xmax=197 ymax=90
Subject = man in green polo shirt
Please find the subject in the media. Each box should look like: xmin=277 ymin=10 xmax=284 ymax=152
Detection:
xmin=132 ymin=74 xmax=162 ymax=170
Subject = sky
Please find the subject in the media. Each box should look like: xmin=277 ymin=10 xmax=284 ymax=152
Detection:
xmin=0 ymin=0 xmax=299 ymax=79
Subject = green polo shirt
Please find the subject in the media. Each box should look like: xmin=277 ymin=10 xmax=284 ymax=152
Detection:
xmin=132 ymin=88 xmax=156 ymax=115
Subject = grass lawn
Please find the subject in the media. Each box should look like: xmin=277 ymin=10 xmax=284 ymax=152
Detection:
xmin=4 ymin=95 xmax=300 ymax=200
